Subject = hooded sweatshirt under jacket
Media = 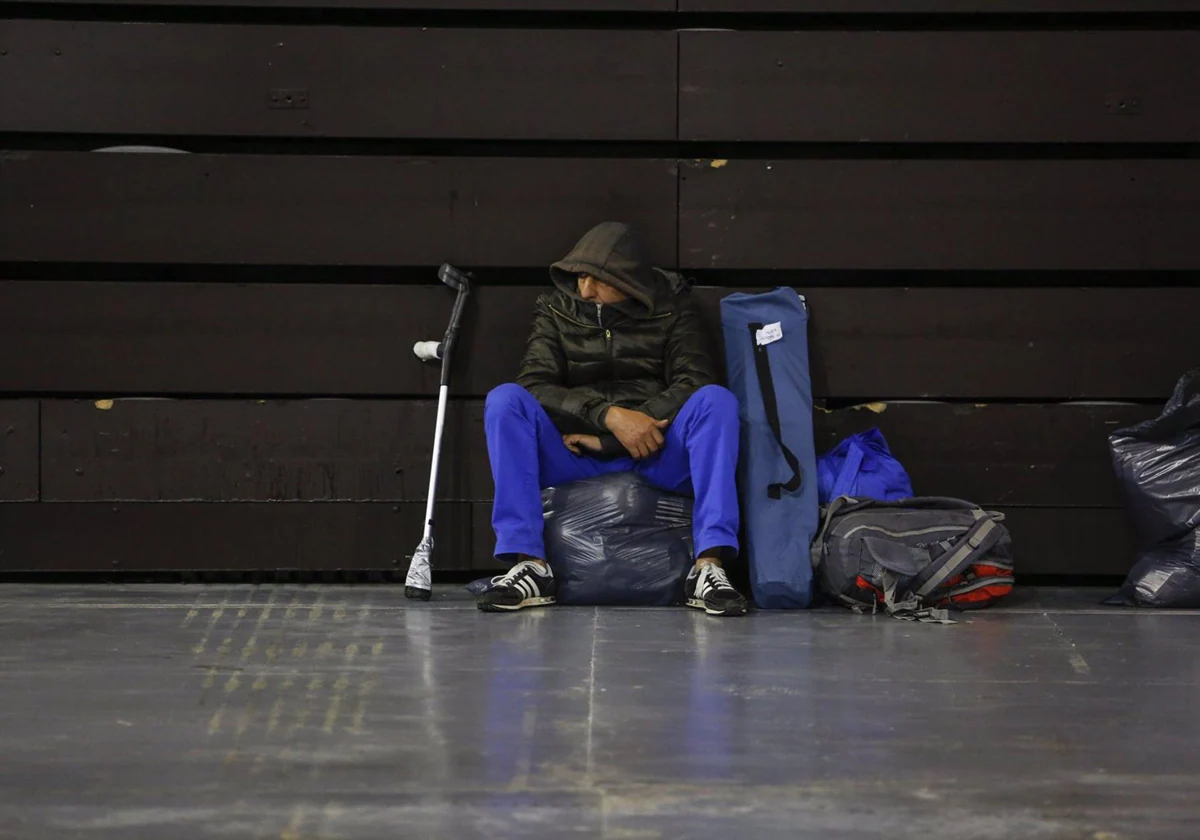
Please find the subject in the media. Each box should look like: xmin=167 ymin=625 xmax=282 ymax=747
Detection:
xmin=515 ymin=222 xmax=720 ymax=459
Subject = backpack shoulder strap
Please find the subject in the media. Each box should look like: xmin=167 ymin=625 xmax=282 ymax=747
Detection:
xmin=908 ymin=512 xmax=1005 ymax=600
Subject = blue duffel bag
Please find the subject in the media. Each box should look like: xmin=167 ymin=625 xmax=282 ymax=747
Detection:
xmin=721 ymin=288 xmax=819 ymax=609
xmin=817 ymin=427 xmax=914 ymax=505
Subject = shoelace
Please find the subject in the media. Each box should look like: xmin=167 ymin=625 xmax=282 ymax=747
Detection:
xmin=491 ymin=560 xmax=544 ymax=589
xmin=699 ymin=563 xmax=733 ymax=592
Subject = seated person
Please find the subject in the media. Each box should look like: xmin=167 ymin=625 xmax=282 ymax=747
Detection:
xmin=479 ymin=221 xmax=747 ymax=617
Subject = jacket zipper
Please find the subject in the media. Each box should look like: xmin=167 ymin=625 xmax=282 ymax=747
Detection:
xmin=549 ymin=304 xmax=601 ymax=330
xmin=549 ymin=303 xmax=674 ymax=327
xmin=549 ymin=302 xmax=653 ymax=396
xmin=600 ymin=304 xmax=613 ymax=387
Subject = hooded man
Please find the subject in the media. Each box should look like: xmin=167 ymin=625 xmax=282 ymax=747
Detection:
xmin=478 ymin=222 xmax=748 ymax=616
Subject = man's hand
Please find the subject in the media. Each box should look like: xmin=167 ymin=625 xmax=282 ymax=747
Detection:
xmin=604 ymin=406 xmax=670 ymax=460
xmin=562 ymin=434 xmax=603 ymax=456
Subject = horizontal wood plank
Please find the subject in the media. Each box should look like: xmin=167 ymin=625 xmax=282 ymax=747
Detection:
xmin=998 ymin=507 xmax=1136 ymax=577
xmin=0 ymin=22 xmax=675 ymax=140
xmin=679 ymin=1 xmax=1200 ymax=10
xmin=0 ymin=0 xmax=1190 ymax=7
xmin=37 ymin=398 xmax=1153 ymax=508
xmin=0 ymin=0 xmax=673 ymax=8
xmin=798 ymin=287 xmax=1199 ymax=399
xmin=41 ymin=399 xmax=485 ymax=502
xmin=1 ymin=281 xmax=455 ymax=396
xmin=679 ymin=160 xmax=1200 ymax=270
xmin=11 ymin=153 xmax=1199 ymax=271
xmin=0 ymin=153 xmax=677 ymax=267
xmin=0 ymin=502 xmax=481 ymax=572
xmin=0 ymin=499 xmax=1135 ymax=577
xmin=681 ymin=31 xmax=1200 ymax=143
xmin=0 ymin=401 xmax=38 ymax=502
xmin=470 ymin=400 xmax=1154 ymax=505
xmin=5 ymin=283 xmax=1198 ymax=400
xmin=815 ymin=402 xmax=1153 ymax=507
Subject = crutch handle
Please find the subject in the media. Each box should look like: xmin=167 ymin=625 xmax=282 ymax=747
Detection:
xmin=413 ymin=341 xmax=442 ymax=362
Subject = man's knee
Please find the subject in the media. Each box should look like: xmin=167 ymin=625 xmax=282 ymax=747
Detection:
xmin=691 ymin=385 xmax=739 ymax=419
xmin=485 ymin=383 xmax=534 ymax=419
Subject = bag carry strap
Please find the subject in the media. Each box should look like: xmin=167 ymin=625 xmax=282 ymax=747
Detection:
xmin=829 ymin=440 xmax=865 ymax=500
xmin=748 ymin=322 xmax=803 ymax=499
xmin=880 ymin=572 xmax=955 ymax=625
xmin=909 ymin=513 xmax=1005 ymax=600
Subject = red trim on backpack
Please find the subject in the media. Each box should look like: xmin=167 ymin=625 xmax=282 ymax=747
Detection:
xmin=943 ymin=583 xmax=1013 ymax=607
xmin=855 ymin=575 xmax=886 ymax=604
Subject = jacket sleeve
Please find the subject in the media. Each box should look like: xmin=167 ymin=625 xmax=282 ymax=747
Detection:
xmin=515 ymin=297 xmax=613 ymax=436
xmin=638 ymin=301 xmax=721 ymax=422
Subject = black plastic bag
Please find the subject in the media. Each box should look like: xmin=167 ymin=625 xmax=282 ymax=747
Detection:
xmin=1107 ymin=370 xmax=1200 ymax=607
xmin=542 ymin=472 xmax=695 ymax=606
xmin=1108 ymin=532 xmax=1200 ymax=608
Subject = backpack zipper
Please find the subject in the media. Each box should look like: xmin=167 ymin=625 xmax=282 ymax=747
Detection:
xmin=843 ymin=524 xmax=966 ymax=540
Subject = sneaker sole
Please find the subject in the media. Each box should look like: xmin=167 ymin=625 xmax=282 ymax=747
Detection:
xmin=686 ymin=597 xmax=747 ymax=617
xmin=477 ymin=596 xmax=557 ymax=613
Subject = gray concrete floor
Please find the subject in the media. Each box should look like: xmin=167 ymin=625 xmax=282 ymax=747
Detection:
xmin=0 ymin=585 xmax=1197 ymax=839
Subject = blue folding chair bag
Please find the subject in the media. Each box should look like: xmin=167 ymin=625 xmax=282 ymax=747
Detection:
xmin=721 ymin=288 xmax=819 ymax=609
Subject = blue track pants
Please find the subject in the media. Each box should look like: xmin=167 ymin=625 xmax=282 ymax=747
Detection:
xmin=484 ymin=383 xmax=740 ymax=561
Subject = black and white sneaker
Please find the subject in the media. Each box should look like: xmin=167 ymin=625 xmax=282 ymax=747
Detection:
xmin=685 ymin=563 xmax=748 ymax=616
xmin=477 ymin=559 xmax=557 ymax=612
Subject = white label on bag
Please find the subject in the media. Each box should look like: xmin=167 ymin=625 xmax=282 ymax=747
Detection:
xmin=755 ymin=322 xmax=784 ymax=346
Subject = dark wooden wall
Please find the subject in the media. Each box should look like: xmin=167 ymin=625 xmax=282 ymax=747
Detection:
xmin=2 ymin=2 xmax=1198 ymax=579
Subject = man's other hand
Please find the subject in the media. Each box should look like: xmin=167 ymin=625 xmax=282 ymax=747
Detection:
xmin=604 ymin=407 xmax=670 ymax=460
xmin=562 ymin=434 xmax=603 ymax=456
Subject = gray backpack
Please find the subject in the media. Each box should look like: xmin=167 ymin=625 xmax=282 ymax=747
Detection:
xmin=811 ymin=496 xmax=1015 ymax=623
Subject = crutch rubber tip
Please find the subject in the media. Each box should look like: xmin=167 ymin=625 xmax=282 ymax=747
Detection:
xmin=404 ymin=585 xmax=433 ymax=601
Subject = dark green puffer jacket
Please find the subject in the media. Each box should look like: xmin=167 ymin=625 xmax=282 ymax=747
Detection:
xmin=516 ymin=222 xmax=720 ymax=458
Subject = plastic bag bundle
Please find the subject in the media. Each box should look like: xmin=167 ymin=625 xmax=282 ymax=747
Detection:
xmin=1107 ymin=370 xmax=1200 ymax=607
xmin=542 ymin=472 xmax=694 ymax=606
